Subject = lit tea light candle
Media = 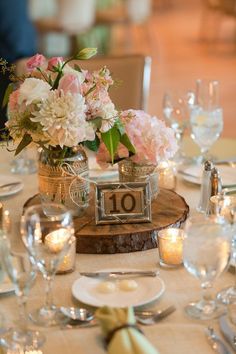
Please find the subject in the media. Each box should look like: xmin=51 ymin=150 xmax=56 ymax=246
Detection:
xmin=158 ymin=228 xmax=185 ymax=267
xmin=57 ymin=235 xmax=76 ymax=274
xmin=45 ymin=228 xmax=71 ymax=253
xmin=157 ymin=161 xmax=176 ymax=190
xmin=45 ymin=229 xmax=76 ymax=273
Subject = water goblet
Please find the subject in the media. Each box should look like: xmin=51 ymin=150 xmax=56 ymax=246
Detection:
xmin=210 ymin=194 xmax=236 ymax=304
xmin=10 ymin=148 xmax=37 ymax=175
xmin=0 ymin=233 xmax=45 ymax=350
xmin=190 ymin=79 xmax=223 ymax=164
xmin=183 ymin=215 xmax=231 ymax=320
xmin=162 ymin=91 xmax=194 ymax=164
xmin=21 ymin=203 xmax=74 ymax=327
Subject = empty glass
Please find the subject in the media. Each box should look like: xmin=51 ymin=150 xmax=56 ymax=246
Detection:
xmin=183 ymin=215 xmax=231 ymax=320
xmin=21 ymin=203 xmax=74 ymax=327
xmin=162 ymin=91 xmax=194 ymax=164
xmin=190 ymin=79 xmax=223 ymax=164
xmin=0 ymin=233 xmax=45 ymax=350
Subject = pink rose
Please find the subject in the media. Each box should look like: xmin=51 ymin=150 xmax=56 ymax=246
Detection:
xmin=47 ymin=57 xmax=64 ymax=71
xmin=26 ymin=54 xmax=46 ymax=71
xmin=58 ymin=74 xmax=82 ymax=95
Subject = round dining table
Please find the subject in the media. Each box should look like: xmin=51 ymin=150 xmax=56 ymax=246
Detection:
xmin=0 ymin=137 xmax=236 ymax=354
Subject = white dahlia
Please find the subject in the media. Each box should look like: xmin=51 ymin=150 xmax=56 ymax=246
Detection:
xmin=31 ymin=90 xmax=95 ymax=147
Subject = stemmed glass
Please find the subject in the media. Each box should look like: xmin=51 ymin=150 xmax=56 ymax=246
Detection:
xmin=21 ymin=203 xmax=74 ymax=327
xmin=0 ymin=233 xmax=45 ymax=350
xmin=210 ymin=194 xmax=236 ymax=304
xmin=183 ymin=215 xmax=231 ymax=320
xmin=162 ymin=91 xmax=194 ymax=164
xmin=190 ymin=79 xmax=223 ymax=164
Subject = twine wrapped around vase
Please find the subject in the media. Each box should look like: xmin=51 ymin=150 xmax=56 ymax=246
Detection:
xmin=38 ymin=146 xmax=89 ymax=217
xmin=118 ymin=159 xmax=159 ymax=200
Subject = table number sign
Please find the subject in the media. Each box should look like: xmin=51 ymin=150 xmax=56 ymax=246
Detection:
xmin=95 ymin=182 xmax=152 ymax=225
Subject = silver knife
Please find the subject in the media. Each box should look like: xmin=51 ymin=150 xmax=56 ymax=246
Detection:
xmin=219 ymin=315 xmax=236 ymax=352
xmin=80 ymin=270 xmax=158 ymax=278
xmin=205 ymin=326 xmax=233 ymax=354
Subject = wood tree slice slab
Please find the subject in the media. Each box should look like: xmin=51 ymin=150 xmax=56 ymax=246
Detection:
xmin=24 ymin=189 xmax=189 ymax=254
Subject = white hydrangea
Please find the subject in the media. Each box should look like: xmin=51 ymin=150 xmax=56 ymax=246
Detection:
xmin=31 ymin=90 xmax=95 ymax=148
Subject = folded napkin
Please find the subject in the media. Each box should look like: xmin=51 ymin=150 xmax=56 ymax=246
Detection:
xmin=95 ymin=306 xmax=159 ymax=354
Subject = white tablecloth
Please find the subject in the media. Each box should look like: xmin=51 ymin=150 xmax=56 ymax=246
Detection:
xmin=0 ymin=138 xmax=236 ymax=354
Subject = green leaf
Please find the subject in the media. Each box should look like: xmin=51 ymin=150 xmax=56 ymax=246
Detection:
xmin=15 ymin=133 xmax=32 ymax=155
xmin=115 ymin=119 xmax=125 ymax=136
xmin=101 ymin=126 xmax=120 ymax=164
xmin=120 ymin=133 xmax=136 ymax=155
xmin=2 ymin=83 xmax=14 ymax=107
xmin=75 ymin=48 xmax=97 ymax=60
xmin=83 ymin=135 xmax=100 ymax=152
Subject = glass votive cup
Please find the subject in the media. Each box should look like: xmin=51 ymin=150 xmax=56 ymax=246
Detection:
xmin=158 ymin=228 xmax=185 ymax=268
xmin=157 ymin=160 xmax=177 ymax=191
xmin=56 ymin=235 xmax=76 ymax=274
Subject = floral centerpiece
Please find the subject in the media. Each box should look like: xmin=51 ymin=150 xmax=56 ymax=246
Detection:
xmin=1 ymin=48 xmax=135 ymax=215
xmin=97 ymin=109 xmax=178 ymax=199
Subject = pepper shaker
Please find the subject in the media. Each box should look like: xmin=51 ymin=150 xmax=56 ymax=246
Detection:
xmin=197 ymin=160 xmax=213 ymax=214
xmin=208 ymin=167 xmax=222 ymax=215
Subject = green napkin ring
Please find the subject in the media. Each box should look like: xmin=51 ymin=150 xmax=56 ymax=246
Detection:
xmin=106 ymin=323 xmax=144 ymax=346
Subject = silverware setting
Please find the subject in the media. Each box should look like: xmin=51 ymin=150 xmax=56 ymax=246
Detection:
xmin=205 ymin=326 xmax=233 ymax=354
xmin=136 ymin=305 xmax=176 ymax=325
xmin=60 ymin=305 xmax=176 ymax=329
xmin=79 ymin=270 xmax=159 ymax=278
xmin=219 ymin=315 xmax=236 ymax=352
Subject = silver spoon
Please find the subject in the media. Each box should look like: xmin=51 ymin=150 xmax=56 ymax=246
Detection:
xmin=136 ymin=305 xmax=176 ymax=325
xmin=60 ymin=307 xmax=94 ymax=322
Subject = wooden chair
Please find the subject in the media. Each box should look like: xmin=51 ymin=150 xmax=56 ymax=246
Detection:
xmin=76 ymin=54 xmax=151 ymax=111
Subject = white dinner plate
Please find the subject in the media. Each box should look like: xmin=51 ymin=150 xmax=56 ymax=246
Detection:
xmin=89 ymin=169 xmax=118 ymax=181
xmin=88 ymin=154 xmax=118 ymax=181
xmin=180 ymin=165 xmax=236 ymax=187
xmin=0 ymin=175 xmax=23 ymax=197
xmin=72 ymin=269 xmax=165 ymax=308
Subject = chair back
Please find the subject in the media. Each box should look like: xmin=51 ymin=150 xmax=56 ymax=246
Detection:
xmin=78 ymin=54 xmax=151 ymax=111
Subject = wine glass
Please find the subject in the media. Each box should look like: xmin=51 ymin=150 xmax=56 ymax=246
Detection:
xmin=183 ymin=215 xmax=231 ymax=320
xmin=190 ymin=79 xmax=223 ymax=164
xmin=10 ymin=148 xmax=37 ymax=175
xmin=0 ymin=234 xmax=45 ymax=350
xmin=21 ymin=203 xmax=74 ymax=327
xmin=210 ymin=194 xmax=236 ymax=304
xmin=162 ymin=91 xmax=194 ymax=164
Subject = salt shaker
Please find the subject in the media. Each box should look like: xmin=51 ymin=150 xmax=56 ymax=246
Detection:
xmin=197 ymin=160 xmax=213 ymax=214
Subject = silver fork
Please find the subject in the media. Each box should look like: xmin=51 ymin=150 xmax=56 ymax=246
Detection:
xmin=136 ymin=305 xmax=176 ymax=325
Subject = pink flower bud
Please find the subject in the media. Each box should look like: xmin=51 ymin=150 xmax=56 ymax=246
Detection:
xmin=58 ymin=74 xmax=81 ymax=95
xmin=47 ymin=57 xmax=64 ymax=71
xmin=26 ymin=54 xmax=46 ymax=71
